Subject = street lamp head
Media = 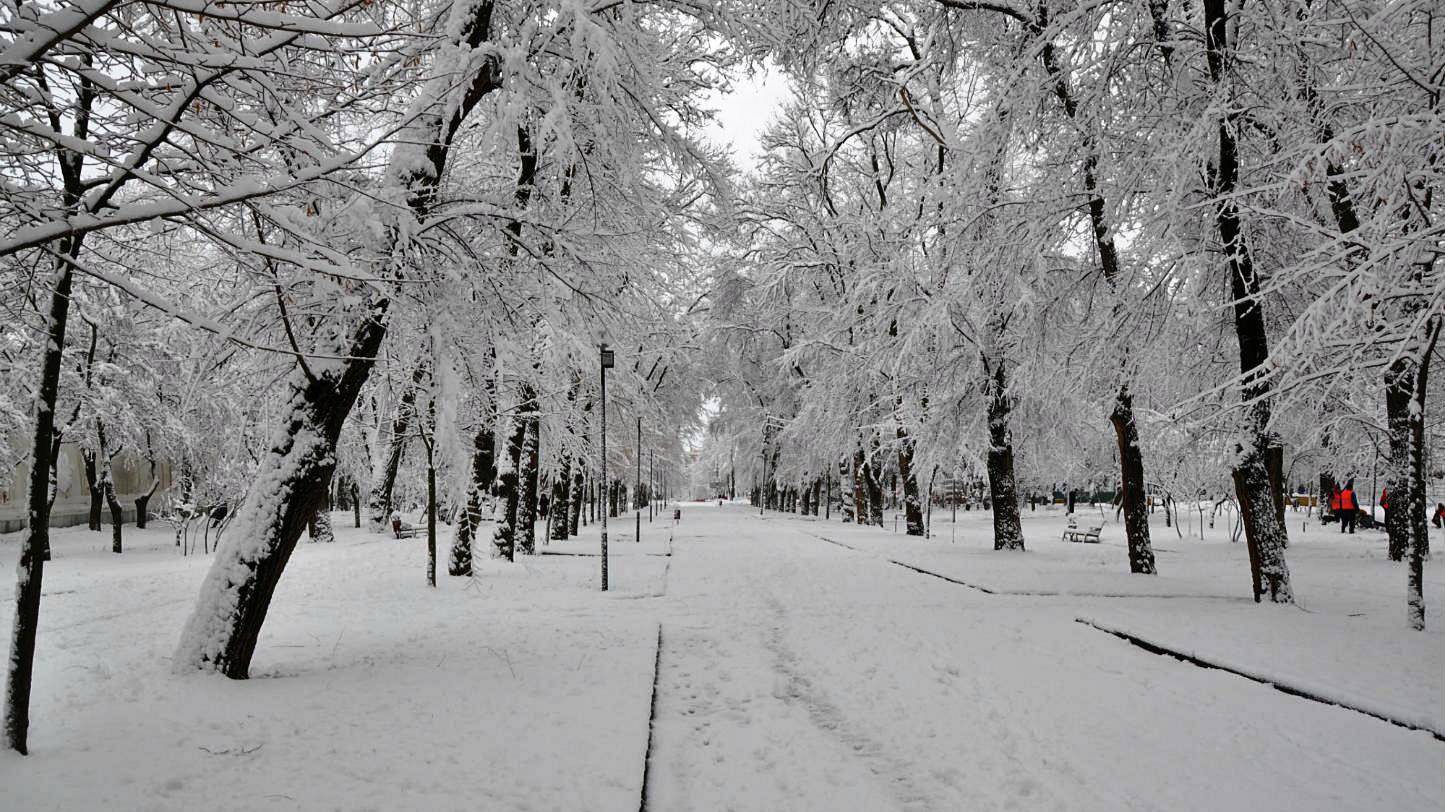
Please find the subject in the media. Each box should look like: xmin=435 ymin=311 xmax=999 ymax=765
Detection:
xmin=600 ymin=345 xmax=615 ymax=369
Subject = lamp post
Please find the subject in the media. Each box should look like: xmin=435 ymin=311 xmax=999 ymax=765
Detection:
xmin=649 ymin=449 xmax=655 ymax=523
xmin=599 ymin=343 xmax=614 ymax=591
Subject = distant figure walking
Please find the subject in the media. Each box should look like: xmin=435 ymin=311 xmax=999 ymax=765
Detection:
xmin=1339 ymin=480 xmax=1358 ymax=534
xmin=1432 ymin=503 xmax=1444 ymax=529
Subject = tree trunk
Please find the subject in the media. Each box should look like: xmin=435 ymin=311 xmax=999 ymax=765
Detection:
xmin=5 ymin=262 xmax=75 ymax=754
xmin=1205 ymin=0 xmax=1291 ymax=603
xmin=366 ymin=379 xmax=418 ymax=531
xmin=569 ymin=465 xmax=584 ymax=536
xmin=426 ymin=464 xmax=437 ymax=587
xmin=83 ymin=450 xmax=101 ymax=531
xmin=1110 ymin=387 xmax=1156 ymax=573
xmin=984 ymin=356 xmax=1025 ymax=551
xmin=312 ymin=509 xmax=334 ymax=544
xmin=174 ymin=305 xmax=388 ymax=678
xmin=492 ymin=413 xmax=525 ymax=562
xmin=897 ymin=425 xmax=924 ymax=536
xmin=1385 ymin=374 xmax=1411 ymax=561
xmin=861 ymin=444 xmax=884 ymax=527
xmin=551 ymin=457 xmax=572 ymax=541
xmin=450 ymin=421 xmax=495 ymax=576
xmin=516 ymin=393 xmax=539 ymax=555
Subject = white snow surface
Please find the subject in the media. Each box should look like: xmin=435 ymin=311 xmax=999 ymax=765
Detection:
xmin=2 ymin=502 xmax=1442 ymax=810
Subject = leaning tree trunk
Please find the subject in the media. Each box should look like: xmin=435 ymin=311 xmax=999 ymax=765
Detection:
xmin=135 ymin=477 xmax=159 ymax=530
xmin=96 ymin=422 xmax=123 ymax=554
xmin=174 ymin=310 xmax=388 ymax=678
xmin=839 ymin=458 xmax=855 ymax=523
xmin=1204 ymin=0 xmax=1291 ymax=603
xmin=984 ymin=356 xmax=1025 ymax=551
xmin=1110 ymin=386 xmax=1156 ymax=574
xmin=5 ymin=261 xmax=75 ymax=754
xmin=897 ymin=425 xmax=924 ymax=536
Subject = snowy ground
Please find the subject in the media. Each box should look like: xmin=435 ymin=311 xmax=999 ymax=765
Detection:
xmin=2 ymin=503 xmax=1441 ymax=810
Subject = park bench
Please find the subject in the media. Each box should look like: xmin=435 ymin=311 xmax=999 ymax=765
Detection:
xmin=391 ymin=517 xmax=419 ymax=539
xmin=1061 ymin=517 xmax=1102 ymax=543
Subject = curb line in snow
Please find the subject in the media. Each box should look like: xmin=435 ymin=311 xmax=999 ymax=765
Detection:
xmin=810 ymin=532 xmax=1245 ymax=602
xmin=1075 ymin=617 xmax=1445 ymax=743
xmin=639 ymin=623 xmax=664 ymax=812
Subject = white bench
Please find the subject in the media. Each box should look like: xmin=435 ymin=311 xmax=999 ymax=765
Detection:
xmin=1062 ymin=518 xmax=1102 ymax=543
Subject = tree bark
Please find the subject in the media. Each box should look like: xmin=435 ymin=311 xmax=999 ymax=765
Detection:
xmin=897 ymin=425 xmax=923 ymax=536
xmin=492 ymin=412 xmax=525 ymax=562
xmin=5 ymin=261 xmax=75 ymax=754
xmin=551 ymin=456 xmax=572 ymax=541
xmin=1204 ymin=0 xmax=1292 ymax=602
xmin=366 ymin=376 xmax=419 ymax=531
xmin=984 ymin=355 xmax=1025 ymax=551
xmin=174 ymin=307 xmax=389 ymax=678
xmin=450 ymin=417 xmax=496 ymax=576
xmin=83 ymin=450 xmax=101 ymax=531
xmin=516 ymin=391 xmax=540 ymax=555
xmin=1110 ymin=387 xmax=1155 ymax=573
xmin=861 ymin=442 xmax=884 ymax=527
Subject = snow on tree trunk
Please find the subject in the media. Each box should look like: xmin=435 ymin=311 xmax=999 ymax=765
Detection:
xmin=366 ymin=380 xmax=417 ymax=532
xmin=450 ymin=424 xmax=494 ymax=576
xmin=1110 ymin=387 xmax=1155 ymax=574
xmin=984 ymin=356 xmax=1024 ymax=551
xmin=551 ymin=457 xmax=571 ymax=541
xmin=5 ymin=262 xmax=74 ymax=754
xmin=492 ymin=413 xmax=524 ymax=562
xmin=1402 ymin=318 xmax=1439 ymax=630
xmin=1204 ymin=0 xmax=1292 ymax=603
xmin=897 ymin=426 xmax=923 ymax=536
xmin=311 ymin=509 xmax=335 ymax=544
xmin=569 ymin=466 xmax=584 ymax=536
xmin=1385 ymin=367 xmax=1412 ymax=562
xmin=517 ymin=393 xmax=540 ymax=555
xmin=83 ymin=451 xmax=101 ymax=531
xmin=860 ymin=442 xmax=884 ymax=527
xmin=426 ymin=464 xmax=437 ymax=588
xmin=174 ymin=312 xmax=388 ymax=678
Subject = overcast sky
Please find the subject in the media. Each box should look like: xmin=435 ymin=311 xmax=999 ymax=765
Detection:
xmin=703 ymin=61 xmax=791 ymax=171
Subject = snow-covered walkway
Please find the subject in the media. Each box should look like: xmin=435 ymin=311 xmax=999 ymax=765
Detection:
xmin=646 ymin=504 xmax=1443 ymax=811
xmin=2 ymin=503 xmax=1441 ymax=810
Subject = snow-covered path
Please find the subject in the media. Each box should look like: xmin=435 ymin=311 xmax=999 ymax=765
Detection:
xmin=646 ymin=505 xmax=1444 ymax=811
xmin=2 ymin=504 xmax=1440 ymax=810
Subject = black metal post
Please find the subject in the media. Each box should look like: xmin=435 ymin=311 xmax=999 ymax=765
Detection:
xmin=600 ymin=344 xmax=613 ymax=590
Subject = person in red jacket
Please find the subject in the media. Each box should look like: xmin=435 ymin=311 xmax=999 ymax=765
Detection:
xmin=1380 ymin=488 xmax=1390 ymax=526
xmin=1339 ymin=480 xmax=1358 ymax=534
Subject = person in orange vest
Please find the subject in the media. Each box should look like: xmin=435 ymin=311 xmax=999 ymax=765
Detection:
xmin=1339 ymin=479 xmax=1358 ymax=534
xmin=1329 ymin=485 xmax=1342 ymax=520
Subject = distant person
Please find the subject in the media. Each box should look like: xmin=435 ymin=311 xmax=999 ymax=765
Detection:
xmin=1339 ymin=480 xmax=1358 ymax=534
xmin=1380 ymin=488 xmax=1389 ymax=525
xmin=1432 ymin=503 xmax=1444 ymax=529
xmin=1329 ymin=486 xmax=1342 ymax=519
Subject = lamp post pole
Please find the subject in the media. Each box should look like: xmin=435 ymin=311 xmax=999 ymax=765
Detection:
xmin=649 ymin=449 xmax=655 ymax=522
xmin=599 ymin=344 xmax=613 ymax=591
